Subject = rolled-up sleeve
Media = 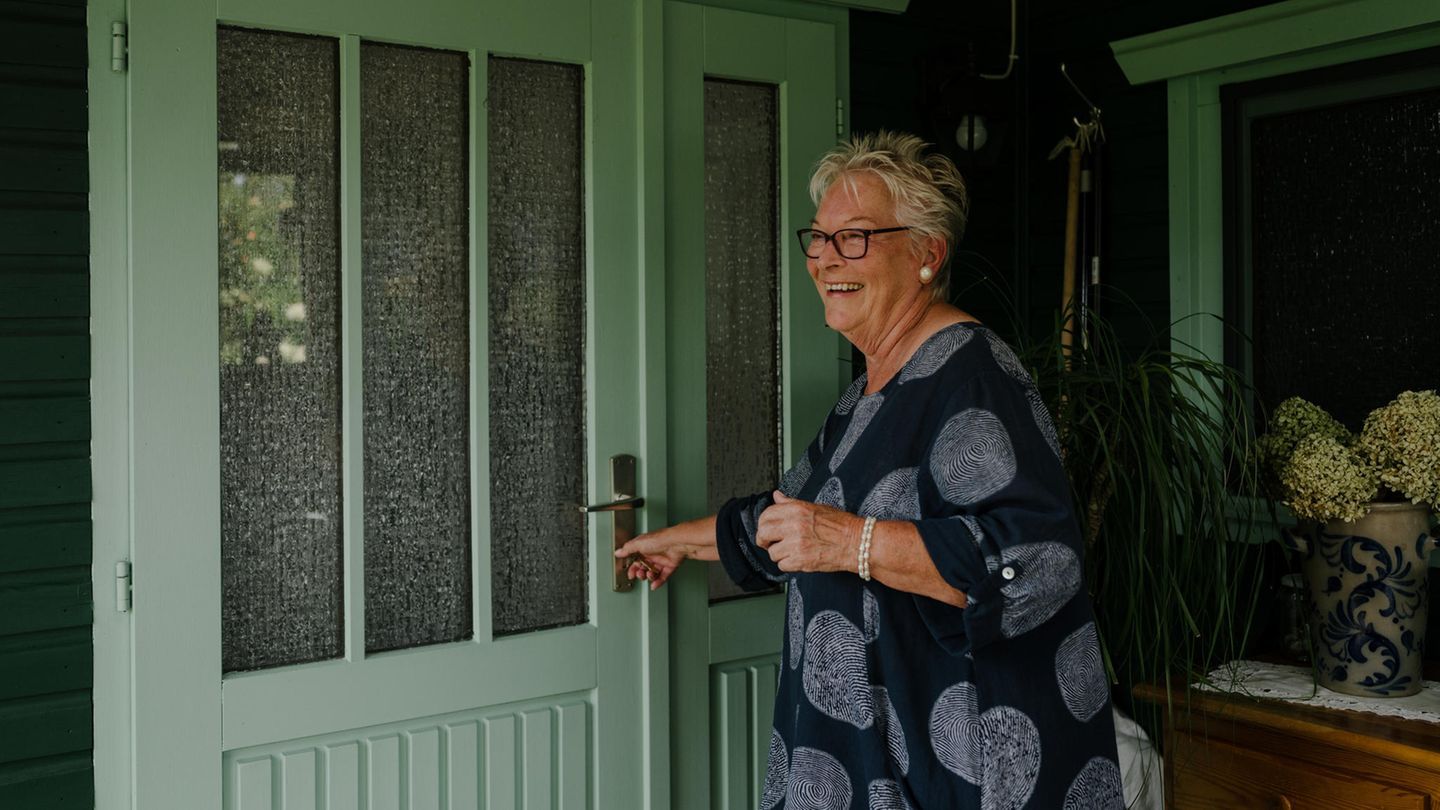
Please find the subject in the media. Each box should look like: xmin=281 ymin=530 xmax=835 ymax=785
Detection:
xmin=715 ymin=436 xmax=823 ymax=591
xmin=715 ymin=492 xmax=786 ymax=591
xmin=911 ymin=370 xmax=1083 ymax=653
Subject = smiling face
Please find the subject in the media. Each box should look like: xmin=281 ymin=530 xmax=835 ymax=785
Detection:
xmin=808 ymin=172 xmax=937 ymax=350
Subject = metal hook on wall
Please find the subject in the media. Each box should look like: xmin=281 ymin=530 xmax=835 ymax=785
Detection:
xmin=1059 ymin=62 xmax=1101 ymax=120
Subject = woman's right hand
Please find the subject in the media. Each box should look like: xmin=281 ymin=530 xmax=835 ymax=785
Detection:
xmin=613 ymin=515 xmax=719 ymax=590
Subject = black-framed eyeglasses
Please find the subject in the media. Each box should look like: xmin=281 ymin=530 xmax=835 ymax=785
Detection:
xmin=796 ymin=226 xmax=911 ymax=260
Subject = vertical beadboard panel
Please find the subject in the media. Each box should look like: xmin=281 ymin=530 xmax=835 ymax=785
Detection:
xmin=325 ymin=742 xmax=360 ymax=810
xmin=556 ymin=702 xmax=588 ymax=810
xmin=714 ymin=668 xmax=750 ymax=810
xmin=280 ymin=749 xmax=317 ymax=810
xmin=445 ymin=721 xmax=480 ymax=810
xmin=749 ymin=661 xmax=778 ymax=810
xmin=225 ymin=696 xmax=591 ymax=809
xmin=710 ymin=655 xmax=782 ymax=810
xmin=367 ymin=735 xmax=401 ymax=810
xmin=234 ymin=757 xmax=274 ymax=810
xmin=408 ymin=727 xmax=442 ymax=810
xmin=521 ymin=709 xmax=553 ymax=809
xmin=483 ymin=714 xmax=518 ymax=809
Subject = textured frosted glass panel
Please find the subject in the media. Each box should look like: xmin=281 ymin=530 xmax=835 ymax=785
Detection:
xmin=1250 ymin=87 xmax=1440 ymax=429
xmin=488 ymin=57 xmax=588 ymax=636
xmin=704 ymin=79 xmax=782 ymax=602
xmin=218 ymin=27 xmax=343 ymax=672
xmin=361 ymin=43 xmax=472 ymax=653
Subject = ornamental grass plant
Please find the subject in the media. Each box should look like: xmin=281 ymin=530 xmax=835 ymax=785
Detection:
xmin=1017 ymin=310 xmax=1270 ymax=719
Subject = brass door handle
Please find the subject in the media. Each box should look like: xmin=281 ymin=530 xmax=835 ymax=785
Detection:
xmin=579 ymin=496 xmax=645 ymax=513
xmin=581 ymin=455 xmax=645 ymax=592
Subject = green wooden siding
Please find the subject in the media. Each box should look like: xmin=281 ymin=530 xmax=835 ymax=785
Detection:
xmin=0 ymin=0 xmax=94 ymax=806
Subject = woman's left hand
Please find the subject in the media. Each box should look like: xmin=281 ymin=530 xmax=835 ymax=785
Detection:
xmin=756 ymin=491 xmax=864 ymax=574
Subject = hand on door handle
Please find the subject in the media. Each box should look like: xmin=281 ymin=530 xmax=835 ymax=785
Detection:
xmin=583 ymin=455 xmax=648 ymax=592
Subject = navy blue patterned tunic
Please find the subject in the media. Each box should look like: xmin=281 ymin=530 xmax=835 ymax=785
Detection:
xmin=716 ymin=322 xmax=1122 ymax=810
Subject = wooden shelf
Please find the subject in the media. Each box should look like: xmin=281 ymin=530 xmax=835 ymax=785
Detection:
xmin=1134 ymin=683 xmax=1440 ymax=808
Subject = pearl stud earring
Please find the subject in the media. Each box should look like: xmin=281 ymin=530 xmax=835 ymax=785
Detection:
xmin=919 ymin=265 xmax=935 ymax=283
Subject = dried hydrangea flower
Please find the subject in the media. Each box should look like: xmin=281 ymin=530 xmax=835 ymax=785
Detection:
xmin=1355 ymin=390 xmax=1440 ymax=508
xmin=1258 ymin=397 xmax=1351 ymax=495
xmin=1280 ymin=434 xmax=1377 ymax=524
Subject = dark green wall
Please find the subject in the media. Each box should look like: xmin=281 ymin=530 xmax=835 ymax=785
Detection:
xmin=0 ymin=0 xmax=95 ymax=806
xmin=849 ymin=0 xmax=1288 ymax=352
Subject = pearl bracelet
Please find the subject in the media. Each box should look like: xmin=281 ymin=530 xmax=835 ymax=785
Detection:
xmin=857 ymin=516 xmax=876 ymax=581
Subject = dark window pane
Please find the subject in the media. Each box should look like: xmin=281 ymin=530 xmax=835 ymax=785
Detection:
xmin=487 ymin=57 xmax=588 ymax=636
xmin=218 ymin=26 xmax=343 ymax=672
xmin=361 ymin=42 xmax=472 ymax=653
xmin=1250 ymin=86 xmax=1440 ymax=429
xmin=703 ymin=79 xmax=782 ymax=602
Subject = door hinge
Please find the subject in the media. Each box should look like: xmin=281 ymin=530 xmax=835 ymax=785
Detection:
xmin=111 ymin=22 xmax=128 ymax=73
xmin=835 ymin=98 xmax=845 ymax=138
xmin=115 ymin=560 xmax=132 ymax=612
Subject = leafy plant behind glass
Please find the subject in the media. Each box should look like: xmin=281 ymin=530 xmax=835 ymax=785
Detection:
xmin=1020 ymin=308 xmax=1271 ymax=722
xmin=219 ymin=172 xmax=310 ymax=366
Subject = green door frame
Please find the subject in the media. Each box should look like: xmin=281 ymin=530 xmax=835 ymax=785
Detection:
xmin=90 ymin=0 xmax=671 ymax=806
xmin=662 ymin=3 xmax=849 ymax=809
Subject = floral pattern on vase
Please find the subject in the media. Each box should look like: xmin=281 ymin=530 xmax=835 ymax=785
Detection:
xmin=1284 ymin=502 xmax=1438 ymax=698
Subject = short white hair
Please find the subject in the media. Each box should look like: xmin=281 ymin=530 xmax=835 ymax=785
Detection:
xmin=808 ymin=131 xmax=969 ymax=301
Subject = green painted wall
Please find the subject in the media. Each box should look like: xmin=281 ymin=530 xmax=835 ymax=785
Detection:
xmin=0 ymin=0 xmax=95 ymax=806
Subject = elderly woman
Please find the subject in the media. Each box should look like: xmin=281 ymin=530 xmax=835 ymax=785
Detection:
xmin=617 ymin=132 xmax=1121 ymax=809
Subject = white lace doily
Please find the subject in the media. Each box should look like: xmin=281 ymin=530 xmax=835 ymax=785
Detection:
xmin=1196 ymin=660 xmax=1440 ymax=724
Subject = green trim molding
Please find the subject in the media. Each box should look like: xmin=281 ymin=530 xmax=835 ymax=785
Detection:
xmin=806 ymin=0 xmax=907 ymax=12
xmin=1112 ymin=0 xmax=1440 ymax=85
xmin=1109 ymin=0 xmax=1440 ymax=362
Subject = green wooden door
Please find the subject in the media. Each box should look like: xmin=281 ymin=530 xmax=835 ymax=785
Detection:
xmin=113 ymin=0 xmax=666 ymax=807
xmin=662 ymin=4 xmax=846 ymax=808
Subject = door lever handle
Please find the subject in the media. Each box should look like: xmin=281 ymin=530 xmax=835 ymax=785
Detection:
xmin=584 ymin=455 xmax=646 ymax=591
xmin=579 ymin=496 xmax=645 ymax=513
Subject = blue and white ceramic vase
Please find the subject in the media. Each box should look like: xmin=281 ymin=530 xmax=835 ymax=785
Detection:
xmin=1283 ymin=502 xmax=1437 ymax=698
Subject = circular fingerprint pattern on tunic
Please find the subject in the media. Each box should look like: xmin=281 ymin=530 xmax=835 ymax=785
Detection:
xmin=985 ymin=330 xmax=1031 ymax=383
xmin=781 ymin=452 xmax=814 ymax=497
xmin=899 ymin=325 xmax=975 ymax=384
xmin=1062 ymin=757 xmax=1124 ymax=810
xmin=930 ymin=409 xmax=1017 ymax=505
xmin=859 ymin=467 xmax=921 ymax=520
xmin=788 ymin=584 xmax=805 ymax=670
xmin=868 ymin=778 xmax=914 ymax=810
xmin=930 ymin=682 xmax=1042 ymax=810
xmin=873 ymin=685 xmax=909 ymax=774
xmin=998 ymin=541 xmax=1081 ymax=638
xmin=980 ymin=706 xmax=1042 ymax=810
xmin=929 ymin=681 xmax=984 ymax=784
xmin=1026 ymin=386 xmax=1062 ymax=458
xmin=803 ymin=610 xmax=874 ymax=728
xmin=831 ymin=394 xmax=884 ymax=472
xmin=787 ymin=747 xmax=853 ymax=810
xmin=862 ymin=588 xmax=880 ymax=643
xmin=816 ymin=477 xmax=846 ymax=510
xmin=1056 ymin=621 xmax=1108 ymax=722
xmin=761 ymin=729 xmax=789 ymax=810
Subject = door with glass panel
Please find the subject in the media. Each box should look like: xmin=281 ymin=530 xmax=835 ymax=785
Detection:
xmin=120 ymin=0 xmax=659 ymax=807
xmin=663 ymin=4 xmax=846 ymax=808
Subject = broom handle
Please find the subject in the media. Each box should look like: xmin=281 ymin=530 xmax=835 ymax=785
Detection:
xmin=1060 ymin=145 xmax=1082 ymax=356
